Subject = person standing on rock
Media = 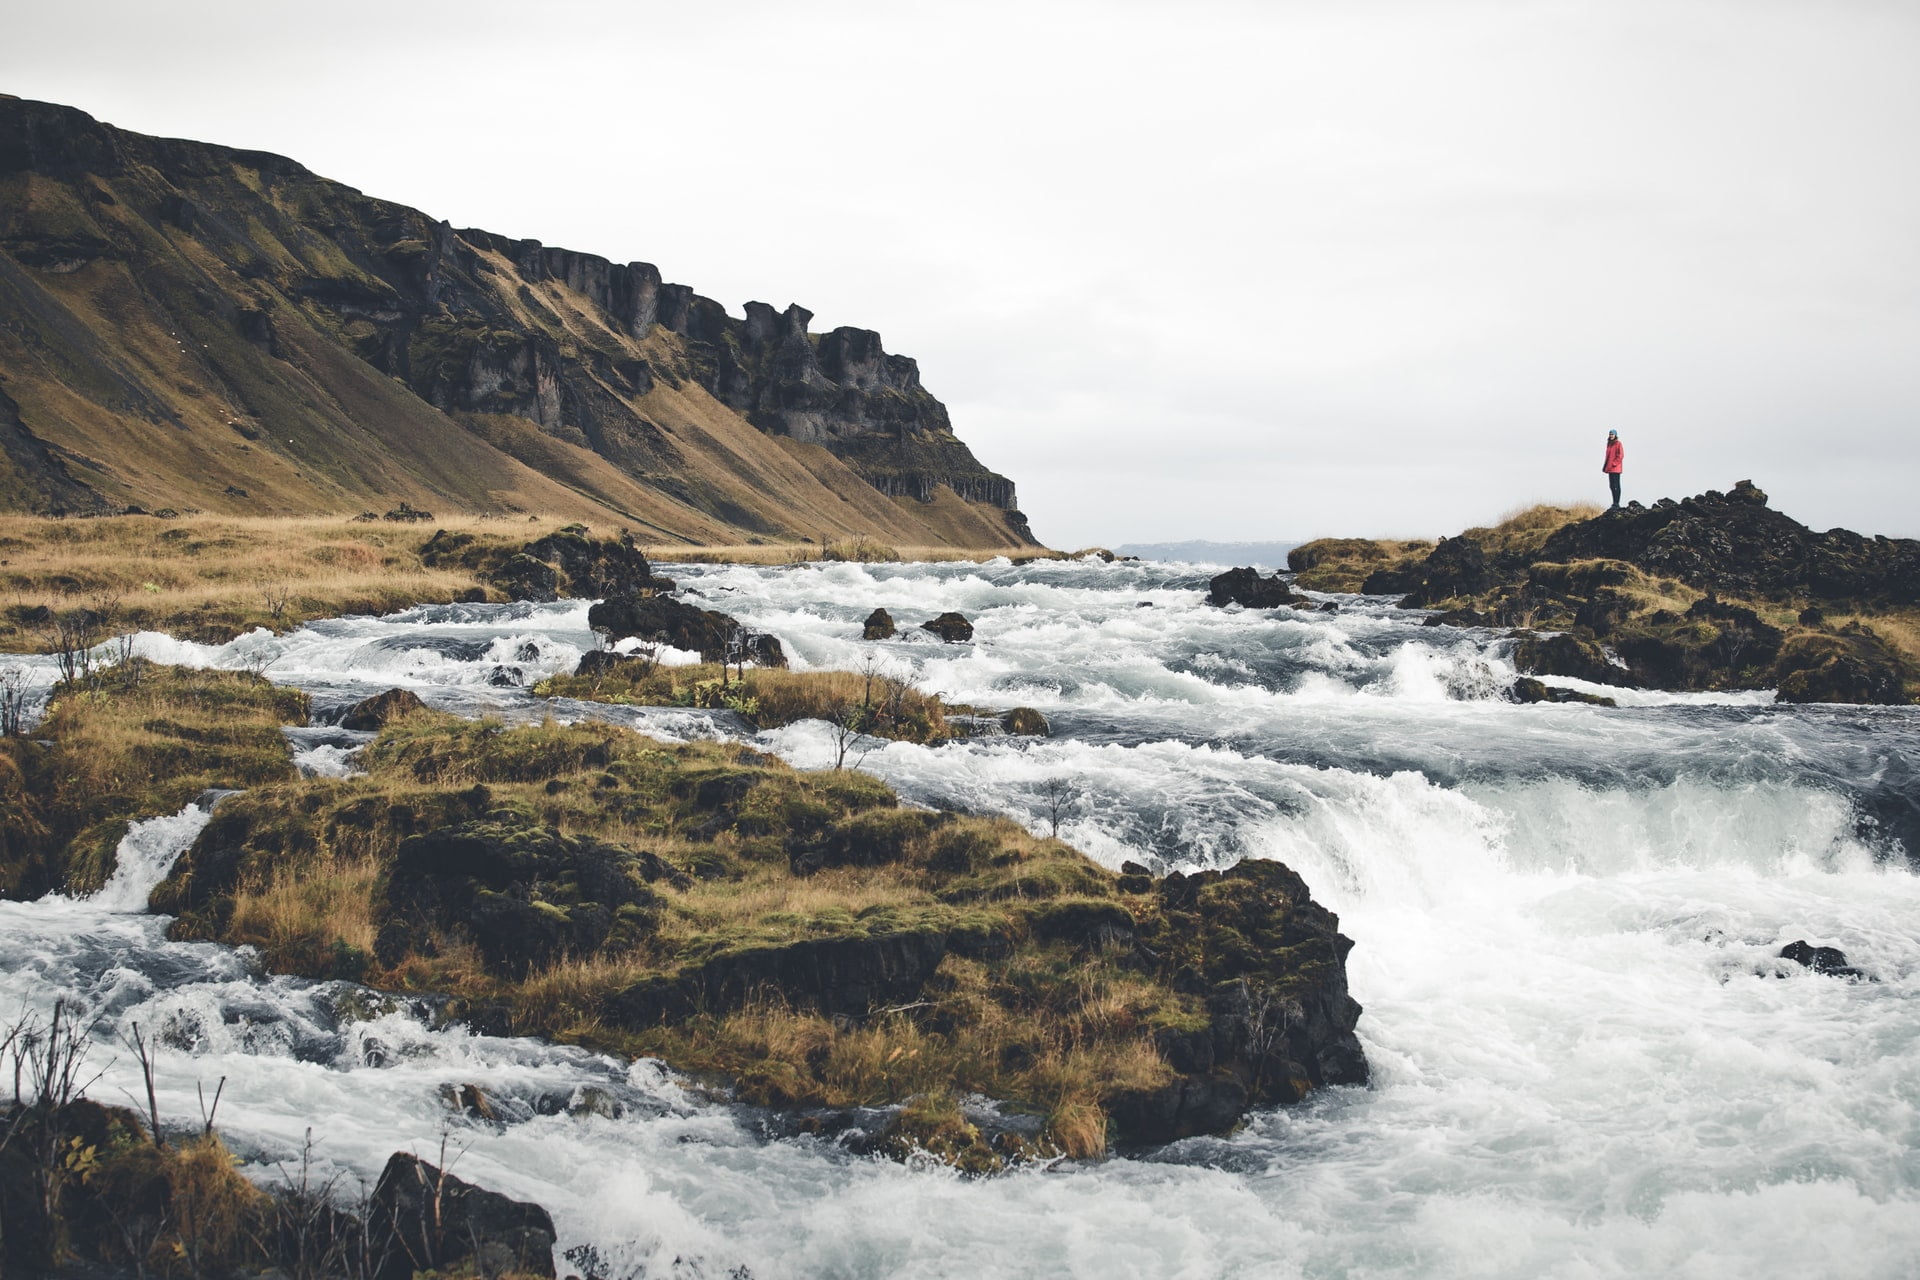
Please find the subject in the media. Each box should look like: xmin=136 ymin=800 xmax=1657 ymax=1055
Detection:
xmin=1603 ymin=430 xmax=1624 ymax=510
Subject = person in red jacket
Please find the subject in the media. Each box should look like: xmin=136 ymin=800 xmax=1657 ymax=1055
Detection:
xmin=1603 ymin=430 xmax=1624 ymax=510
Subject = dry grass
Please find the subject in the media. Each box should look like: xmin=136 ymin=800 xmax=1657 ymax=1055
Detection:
xmin=538 ymin=662 xmax=958 ymax=744
xmin=1289 ymin=501 xmax=1602 ymax=592
xmin=0 ymin=513 xmax=1053 ymax=650
xmin=1459 ymin=502 xmax=1604 ymax=557
xmin=224 ymin=852 xmax=382 ymax=973
xmin=0 ymin=513 xmax=533 ymax=647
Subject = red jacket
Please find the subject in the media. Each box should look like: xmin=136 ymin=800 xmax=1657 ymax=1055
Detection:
xmin=1604 ymin=439 xmax=1624 ymax=474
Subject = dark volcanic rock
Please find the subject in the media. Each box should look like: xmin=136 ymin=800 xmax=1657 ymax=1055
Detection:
xmin=384 ymin=818 xmax=686 ymax=977
xmin=1512 ymin=633 xmax=1627 ymax=686
xmin=1779 ymin=939 xmax=1864 ymax=980
xmin=1510 ymin=677 xmax=1617 ymax=707
xmin=1398 ymin=536 xmax=1497 ymax=608
xmin=1109 ymin=859 xmax=1368 ymax=1146
xmin=1539 ymin=481 xmax=1920 ymax=605
xmin=588 ymin=593 xmax=786 ymax=666
xmin=339 ymin=686 xmax=426 ymax=730
xmin=862 ymin=607 xmax=896 ymax=640
xmin=920 ymin=611 xmax=974 ymax=642
xmin=1207 ymin=566 xmax=1310 ymax=610
xmin=370 ymin=1152 xmax=556 ymax=1280
xmin=479 ymin=526 xmax=673 ymax=603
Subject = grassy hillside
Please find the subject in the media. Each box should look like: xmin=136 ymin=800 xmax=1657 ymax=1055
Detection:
xmin=0 ymin=97 xmax=1036 ymax=551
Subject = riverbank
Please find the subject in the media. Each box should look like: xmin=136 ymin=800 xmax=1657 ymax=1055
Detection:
xmin=0 ymin=513 xmax=1087 ymax=652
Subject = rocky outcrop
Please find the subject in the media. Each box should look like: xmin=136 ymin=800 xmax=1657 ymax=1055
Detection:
xmin=1108 ymin=858 xmax=1368 ymax=1146
xmin=862 ymin=607 xmax=896 ymax=640
xmin=1207 ymin=566 xmax=1311 ymax=610
xmin=1538 ymin=481 xmax=1920 ymax=605
xmin=466 ymin=524 xmax=672 ymax=603
xmin=370 ymin=1152 xmax=556 ymax=1280
xmin=587 ymin=593 xmax=786 ymax=666
xmin=1383 ymin=482 xmax=1917 ymax=704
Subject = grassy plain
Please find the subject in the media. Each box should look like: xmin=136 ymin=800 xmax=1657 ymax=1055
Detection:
xmin=0 ymin=513 xmax=1054 ymax=651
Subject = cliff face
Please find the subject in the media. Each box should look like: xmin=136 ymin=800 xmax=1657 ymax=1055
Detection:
xmin=0 ymin=97 xmax=1033 ymax=546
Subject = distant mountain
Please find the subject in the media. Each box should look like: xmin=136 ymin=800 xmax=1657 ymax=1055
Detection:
xmin=0 ymin=97 xmax=1034 ymax=547
xmin=1117 ymin=539 xmax=1301 ymax=568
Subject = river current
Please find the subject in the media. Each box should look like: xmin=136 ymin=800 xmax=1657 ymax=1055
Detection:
xmin=4 ymin=557 xmax=1918 ymax=1278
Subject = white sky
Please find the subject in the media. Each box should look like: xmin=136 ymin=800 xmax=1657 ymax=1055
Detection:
xmin=6 ymin=0 xmax=1917 ymax=545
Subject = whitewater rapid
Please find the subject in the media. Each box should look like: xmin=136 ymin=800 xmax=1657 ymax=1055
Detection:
xmin=4 ymin=557 xmax=1918 ymax=1278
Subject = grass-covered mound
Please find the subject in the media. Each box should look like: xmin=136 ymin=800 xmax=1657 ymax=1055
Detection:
xmin=536 ymin=660 xmax=962 ymax=745
xmin=0 ymin=662 xmax=308 ymax=898
xmin=150 ymin=711 xmax=1365 ymax=1166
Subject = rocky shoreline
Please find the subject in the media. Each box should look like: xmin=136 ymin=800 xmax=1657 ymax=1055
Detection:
xmin=1221 ymin=482 xmax=1918 ymax=705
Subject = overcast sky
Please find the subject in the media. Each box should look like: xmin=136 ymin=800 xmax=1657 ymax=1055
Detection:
xmin=6 ymin=0 xmax=1917 ymax=545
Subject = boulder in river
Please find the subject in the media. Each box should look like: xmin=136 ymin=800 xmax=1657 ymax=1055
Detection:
xmin=1779 ymin=939 xmax=1864 ymax=979
xmin=370 ymin=1151 xmax=556 ymax=1280
xmin=863 ymin=607 xmax=896 ymax=640
xmin=1000 ymin=706 xmax=1050 ymax=736
xmin=1207 ymin=566 xmax=1310 ymax=610
xmin=1509 ymin=677 xmax=1617 ymax=707
xmin=588 ymin=594 xmax=787 ymax=666
xmin=921 ymin=611 xmax=974 ymax=642
xmin=339 ymin=687 xmax=426 ymax=731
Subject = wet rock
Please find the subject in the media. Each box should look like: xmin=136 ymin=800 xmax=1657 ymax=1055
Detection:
xmin=339 ymin=686 xmax=427 ymax=731
xmin=495 ymin=552 xmax=560 ymax=603
xmin=1000 ymin=707 xmax=1050 ymax=736
xmin=920 ymin=611 xmax=974 ymax=642
xmin=1109 ymin=858 xmax=1368 ymax=1146
xmin=1512 ymin=633 xmax=1627 ymax=686
xmin=1510 ymin=677 xmax=1617 ymax=707
xmin=487 ymin=665 xmax=524 ymax=688
xmin=1778 ymin=939 xmax=1864 ymax=979
xmin=863 ymin=607 xmax=896 ymax=640
xmin=1207 ymin=566 xmax=1309 ymax=610
xmin=369 ymin=1152 xmax=556 ymax=1280
xmin=1398 ymin=536 xmax=1496 ymax=608
xmin=588 ymin=594 xmax=786 ymax=666
xmin=514 ymin=640 xmax=541 ymax=662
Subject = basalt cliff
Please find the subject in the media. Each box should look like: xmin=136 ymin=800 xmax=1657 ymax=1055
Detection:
xmin=0 ymin=96 xmax=1033 ymax=547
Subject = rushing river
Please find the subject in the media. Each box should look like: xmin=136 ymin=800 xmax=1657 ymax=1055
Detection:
xmin=4 ymin=557 xmax=1919 ymax=1278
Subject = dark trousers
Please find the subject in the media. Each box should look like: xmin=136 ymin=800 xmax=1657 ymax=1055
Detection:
xmin=1608 ymin=473 xmax=1621 ymax=508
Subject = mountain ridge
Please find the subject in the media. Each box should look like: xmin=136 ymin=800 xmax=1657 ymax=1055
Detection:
xmin=0 ymin=96 xmax=1035 ymax=547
